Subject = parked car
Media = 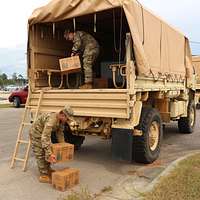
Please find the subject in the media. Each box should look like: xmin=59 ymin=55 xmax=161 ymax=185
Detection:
xmin=8 ymin=86 xmax=28 ymax=108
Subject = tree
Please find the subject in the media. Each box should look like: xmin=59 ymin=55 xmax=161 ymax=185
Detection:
xmin=18 ymin=74 xmax=25 ymax=86
xmin=0 ymin=73 xmax=8 ymax=87
xmin=0 ymin=78 xmax=3 ymax=87
xmin=1 ymin=73 xmax=7 ymax=81
xmin=12 ymin=73 xmax=18 ymax=81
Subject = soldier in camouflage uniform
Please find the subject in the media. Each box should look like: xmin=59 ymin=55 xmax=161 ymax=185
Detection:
xmin=30 ymin=106 xmax=76 ymax=183
xmin=64 ymin=30 xmax=100 ymax=89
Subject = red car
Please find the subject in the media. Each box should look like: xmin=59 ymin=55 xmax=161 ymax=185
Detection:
xmin=8 ymin=86 xmax=28 ymax=108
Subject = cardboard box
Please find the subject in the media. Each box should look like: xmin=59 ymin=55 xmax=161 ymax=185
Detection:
xmin=59 ymin=56 xmax=81 ymax=73
xmin=52 ymin=143 xmax=74 ymax=163
xmin=52 ymin=168 xmax=80 ymax=191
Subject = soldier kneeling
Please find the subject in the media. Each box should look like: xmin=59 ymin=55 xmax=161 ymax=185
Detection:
xmin=30 ymin=106 xmax=75 ymax=183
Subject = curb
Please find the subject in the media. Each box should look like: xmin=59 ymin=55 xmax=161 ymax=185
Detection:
xmin=143 ymin=150 xmax=200 ymax=194
xmin=95 ymin=151 xmax=200 ymax=200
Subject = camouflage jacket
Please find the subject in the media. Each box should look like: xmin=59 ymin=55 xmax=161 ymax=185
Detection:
xmin=72 ymin=31 xmax=100 ymax=56
xmin=30 ymin=113 xmax=65 ymax=160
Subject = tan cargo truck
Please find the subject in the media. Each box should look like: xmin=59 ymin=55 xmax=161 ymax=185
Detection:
xmin=193 ymin=56 xmax=200 ymax=104
xmin=27 ymin=0 xmax=197 ymax=164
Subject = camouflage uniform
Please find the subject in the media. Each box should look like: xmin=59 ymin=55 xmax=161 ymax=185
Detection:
xmin=72 ymin=31 xmax=100 ymax=83
xmin=30 ymin=112 xmax=66 ymax=175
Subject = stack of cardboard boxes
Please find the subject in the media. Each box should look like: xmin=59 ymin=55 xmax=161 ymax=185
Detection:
xmin=51 ymin=143 xmax=79 ymax=191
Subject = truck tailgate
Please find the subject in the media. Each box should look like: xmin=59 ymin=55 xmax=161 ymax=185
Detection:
xmin=29 ymin=89 xmax=130 ymax=119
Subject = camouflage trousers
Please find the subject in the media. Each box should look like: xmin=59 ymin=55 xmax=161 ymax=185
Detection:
xmin=83 ymin=47 xmax=99 ymax=83
xmin=30 ymin=133 xmax=50 ymax=175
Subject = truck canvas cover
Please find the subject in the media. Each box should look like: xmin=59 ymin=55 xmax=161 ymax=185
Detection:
xmin=28 ymin=0 xmax=193 ymax=80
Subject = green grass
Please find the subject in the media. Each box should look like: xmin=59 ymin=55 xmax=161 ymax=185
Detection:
xmin=0 ymin=104 xmax=13 ymax=108
xmin=61 ymin=188 xmax=93 ymax=200
xmin=143 ymin=153 xmax=200 ymax=200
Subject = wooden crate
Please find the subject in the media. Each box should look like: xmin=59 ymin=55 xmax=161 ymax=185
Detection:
xmin=52 ymin=168 xmax=80 ymax=192
xmin=59 ymin=56 xmax=81 ymax=73
xmin=52 ymin=143 xmax=74 ymax=163
xmin=93 ymin=78 xmax=108 ymax=88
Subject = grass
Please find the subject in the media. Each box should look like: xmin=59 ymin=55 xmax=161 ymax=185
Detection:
xmin=61 ymin=186 xmax=113 ymax=200
xmin=143 ymin=153 xmax=200 ymax=200
xmin=0 ymin=104 xmax=13 ymax=108
xmin=100 ymin=186 xmax=112 ymax=193
xmin=61 ymin=188 xmax=93 ymax=200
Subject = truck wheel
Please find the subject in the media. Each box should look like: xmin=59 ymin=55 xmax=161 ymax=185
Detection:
xmin=13 ymin=97 xmax=20 ymax=108
xmin=133 ymin=107 xmax=163 ymax=164
xmin=178 ymin=100 xmax=196 ymax=133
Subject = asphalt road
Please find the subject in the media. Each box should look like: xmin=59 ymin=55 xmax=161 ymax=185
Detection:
xmin=0 ymin=108 xmax=200 ymax=200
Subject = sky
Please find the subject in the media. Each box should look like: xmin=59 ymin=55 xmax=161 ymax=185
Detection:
xmin=0 ymin=0 xmax=49 ymax=77
xmin=0 ymin=0 xmax=199 ymax=77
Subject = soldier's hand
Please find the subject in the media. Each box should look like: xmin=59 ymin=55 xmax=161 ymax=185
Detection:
xmin=48 ymin=154 xmax=56 ymax=163
xmin=71 ymin=52 xmax=75 ymax=57
xmin=70 ymin=121 xmax=79 ymax=131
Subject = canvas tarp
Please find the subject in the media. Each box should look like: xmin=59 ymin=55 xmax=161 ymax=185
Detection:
xmin=28 ymin=0 xmax=193 ymax=79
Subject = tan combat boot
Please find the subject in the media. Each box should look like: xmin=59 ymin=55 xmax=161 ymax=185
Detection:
xmin=39 ymin=174 xmax=51 ymax=183
xmin=79 ymin=82 xmax=93 ymax=89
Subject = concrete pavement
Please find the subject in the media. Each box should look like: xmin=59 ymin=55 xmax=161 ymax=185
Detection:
xmin=0 ymin=108 xmax=200 ymax=199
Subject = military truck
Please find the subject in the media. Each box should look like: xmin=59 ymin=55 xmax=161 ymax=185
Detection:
xmin=27 ymin=0 xmax=196 ymax=164
xmin=193 ymin=56 xmax=200 ymax=105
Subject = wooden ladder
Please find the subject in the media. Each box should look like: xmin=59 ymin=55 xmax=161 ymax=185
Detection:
xmin=10 ymin=90 xmax=44 ymax=171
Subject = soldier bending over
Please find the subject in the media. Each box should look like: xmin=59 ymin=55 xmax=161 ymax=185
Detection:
xmin=30 ymin=106 xmax=75 ymax=183
xmin=64 ymin=30 xmax=100 ymax=89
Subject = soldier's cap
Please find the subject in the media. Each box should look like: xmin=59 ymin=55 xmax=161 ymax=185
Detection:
xmin=61 ymin=105 xmax=74 ymax=117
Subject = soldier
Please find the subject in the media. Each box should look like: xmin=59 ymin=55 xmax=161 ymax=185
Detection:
xmin=64 ymin=30 xmax=100 ymax=89
xmin=30 ymin=105 xmax=76 ymax=183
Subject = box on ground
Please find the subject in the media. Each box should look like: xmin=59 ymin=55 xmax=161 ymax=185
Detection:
xmin=51 ymin=143 xmax=74 ymax=163
xmin=52 ymin=168 xmax=80 ymax=191
xmin=59 ymin=56 xmax=81 ymax=74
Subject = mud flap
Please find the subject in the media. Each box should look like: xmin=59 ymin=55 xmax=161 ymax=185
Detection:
xmin=111 ymin=128 xmax=133 ymax=162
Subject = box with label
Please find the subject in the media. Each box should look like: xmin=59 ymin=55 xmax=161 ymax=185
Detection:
xmin=59 ymin=56 xmax=81 ymax=73
xmin=52 ymin=168 xmax=80 ymax=191
xmin=52 ymin=143 xmax=74 ymax=163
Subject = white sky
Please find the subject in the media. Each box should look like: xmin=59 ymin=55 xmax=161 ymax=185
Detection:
xmin=0 ymin=0 xmax=49 ymax=48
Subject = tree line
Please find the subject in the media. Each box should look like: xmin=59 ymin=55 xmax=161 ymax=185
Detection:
xmin=0 ymin=72 xmax=27 ymax=88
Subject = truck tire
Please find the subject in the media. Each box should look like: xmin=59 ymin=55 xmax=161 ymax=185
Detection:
xmin=133 ymin=107 xmax=163 ymax=164
xmin=178 ymin=100 xmax=196 ymax=133
xmin=13 ymin=97 xmax=20 ymax=108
